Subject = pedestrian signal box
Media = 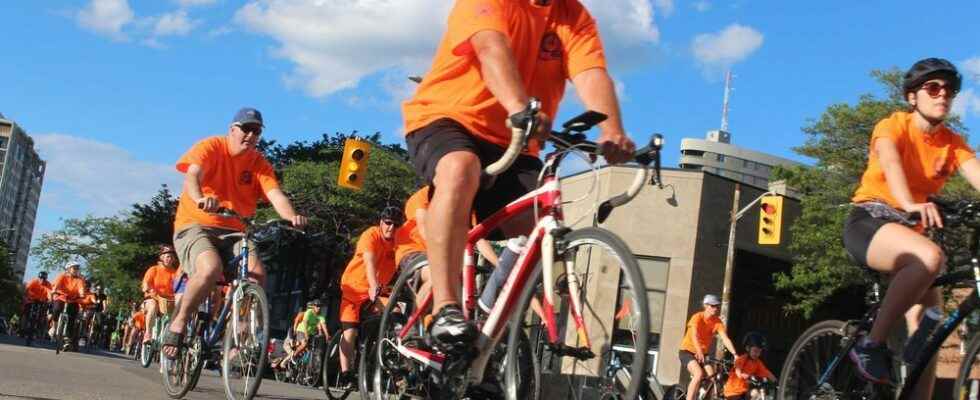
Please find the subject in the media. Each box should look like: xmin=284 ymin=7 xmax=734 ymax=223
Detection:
xmin=338 ymin=138 xmax=371 ymax=190
xmin=758 ymin=195 xmax=783 ymax=245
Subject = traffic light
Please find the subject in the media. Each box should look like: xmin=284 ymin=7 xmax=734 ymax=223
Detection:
xmin=338 ymin=138 xmax=371 ymax=190
xmin=758 ymin=195 xmax=783 ymax=245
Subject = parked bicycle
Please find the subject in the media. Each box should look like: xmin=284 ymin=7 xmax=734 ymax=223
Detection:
xmin=373 ymin=100 xmax=663 ymax=400
xmin=780 ymin=197 xmax=980 ymax=400
xmin=161 ymin=209 xmax=299 ymax=400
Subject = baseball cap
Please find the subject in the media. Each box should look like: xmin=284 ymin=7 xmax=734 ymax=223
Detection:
xmin=232 ymin=107 xmax=264 ymax=127
xmin=703 ymin=294 xmax=721 ymax=305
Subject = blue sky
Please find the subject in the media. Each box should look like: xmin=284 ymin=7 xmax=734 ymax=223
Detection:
xmin=3 ymin=0 xmax=980 ymax=281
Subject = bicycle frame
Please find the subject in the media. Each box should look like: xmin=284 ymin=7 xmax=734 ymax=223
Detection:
xmin=393 ymin=151 xmax=596 ymax=386
xmin=200 ymin=234 xmax=251 ymax=350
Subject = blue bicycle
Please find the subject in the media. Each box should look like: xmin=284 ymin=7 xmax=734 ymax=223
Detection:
xmin=162 ymin=208 xmax=299 ymax=400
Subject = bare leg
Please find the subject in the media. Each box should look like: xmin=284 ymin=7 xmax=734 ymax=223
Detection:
xmin=339 ymin=328 xmax=358 ymax=373
xmin=686 ymin=360 xmax=705 ymax=400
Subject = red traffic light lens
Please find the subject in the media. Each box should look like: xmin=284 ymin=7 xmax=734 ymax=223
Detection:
xmin=761 ymin=203 xmax=776 ymax=215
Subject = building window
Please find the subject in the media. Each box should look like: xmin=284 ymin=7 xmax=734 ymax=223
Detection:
xmin=610 ymin=256 xmax=669 ymax=353
xmin=743 ymin=159 xmax=751 ymax=168
xmin=716 ymin=154 xmax=725 ymax=162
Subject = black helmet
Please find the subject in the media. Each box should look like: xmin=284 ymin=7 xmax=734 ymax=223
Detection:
xmin=743 ymin=331 xmax=767 ymax=352
xmin=38 ymin=271 xmax=48 ymax=279
xmin=380 ymin=206 xmax=405 ymax=226
xmin=903 ymin=58 xmax=962 ymax=98
xmin=307 ymin=299 xmax=322 ymax=308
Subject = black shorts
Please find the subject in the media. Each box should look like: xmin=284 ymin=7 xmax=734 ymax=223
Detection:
xmin=406 ymin=118 xmax=544 ymax=236
xmin=842 ymin=206 xmax=892 ymax=267
xmin=678 ymin=350 xmax=700 ymax=368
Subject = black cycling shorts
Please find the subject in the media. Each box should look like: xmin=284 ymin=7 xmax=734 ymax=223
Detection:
xmin=678 ymin=350 xmax=701 ymax=368
xmin=842 ymin=206 xmax=892 ymax=267
xmin=406 ymin=118 xmax=544 ymax=239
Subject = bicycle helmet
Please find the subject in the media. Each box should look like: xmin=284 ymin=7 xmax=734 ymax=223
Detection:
xmin=64 ymin=261 xmax=81 ymax=271
xmin=307 ymin=299 xmax=322 ymax=308
xmin=158 ymin=244 xmax=177 ymax=256
xmin=38 ymin=271 xmax=48 ymax=279
xmin=743 ymin=331 xmax=767 ymax=352
xmin=903 ymin=58 xmax=962 ymax=98
xmin=380 ymin=206 xmax=406 ymax=226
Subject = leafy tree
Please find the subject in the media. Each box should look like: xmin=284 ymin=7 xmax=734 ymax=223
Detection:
xmin=774 ymin=69 xmax=971 ymax=316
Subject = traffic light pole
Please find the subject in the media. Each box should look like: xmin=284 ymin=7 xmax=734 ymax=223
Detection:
xmin=716 ymin=185 xmax=775 ymax=358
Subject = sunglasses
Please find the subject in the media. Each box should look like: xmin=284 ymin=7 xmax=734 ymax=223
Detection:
xmin=237 ymin=123 xmax=263 ymax=136
xmin=920 ymin=82 xmax=958 ymax=99
xmin=381 ymin=219 xmax=402 ymax=227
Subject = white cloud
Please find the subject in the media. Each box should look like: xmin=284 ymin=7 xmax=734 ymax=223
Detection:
xmin=152 ymin=10 xmax=199 ymax=37
xmin=76 ymin=0 xmax=135 ymax=41
xmin=952 ymin=88 xmax=980 ymax=119
xmin=234 ymin=0 xmax=661 ymax=98
xmin=175 ymin=0 xmax=219 ymax=7
xmin=693 ymin=1 xmax=711 ymax=12
xmin=691 ymin=24 xmax=763 ymax=78
xmin=34 ymin=134 xmax=181 ymax=217
xmin=963 ymin=57 xmax=980 ymax=83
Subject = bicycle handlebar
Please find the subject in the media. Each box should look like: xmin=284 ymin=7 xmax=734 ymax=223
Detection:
xmin=486 ymin=98 xmax=664 ymax=223
xmin=210 ymin=206 xmax=307 ymax=235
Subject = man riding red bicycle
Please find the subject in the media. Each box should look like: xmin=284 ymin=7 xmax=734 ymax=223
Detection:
xmin=402 ymin=0 xmax=636 ymax=354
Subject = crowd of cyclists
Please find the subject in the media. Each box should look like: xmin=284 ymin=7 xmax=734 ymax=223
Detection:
xmin=7 ymin=0 xmax=971 ymax=398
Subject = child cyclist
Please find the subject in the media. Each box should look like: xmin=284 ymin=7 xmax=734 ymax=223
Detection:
xmin=723 ymin=332 xmax=776 ymax=400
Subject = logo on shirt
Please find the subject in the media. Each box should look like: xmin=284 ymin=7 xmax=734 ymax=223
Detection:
xmin=475 ymin=2 xmax=494 ymax=17
xmin=239 ymin=171 xmax=253 ymax=185
xmin=539 ymin=32 xmax=562 ymax=61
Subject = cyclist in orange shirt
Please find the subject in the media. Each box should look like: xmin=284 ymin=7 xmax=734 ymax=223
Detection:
xmin=129 ymin=305 xmax=147 ymax=354
xmin=337 ymin=206 xmax=403 ymax=386
xmin=21 ymin=271 xmax=52 ymax=335
xmin=142 ymin=245 xmax=179 ymax=344
xmin=679 ymin=294 xmax=738 ymax=400
xmin=50 ymin=262 xmax=88 ymax=351
xmin=402 ymin=0 xmax=636 ymax=351
xmin=842 ymin=59 xmax=975 ymax=396
xmin=723 ymin=332 xmax=776 ymax=400
xmin=163 ymin=107 xmax=307 ymax=359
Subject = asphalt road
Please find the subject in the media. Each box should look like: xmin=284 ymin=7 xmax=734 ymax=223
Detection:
xmin=0 ymin=334 xmax=325 ymax=400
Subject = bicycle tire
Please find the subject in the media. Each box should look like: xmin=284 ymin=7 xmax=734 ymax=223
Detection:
xmin=221 ymin=283 xmax=270 ymax=400
xmin=55 ymin=313 xmax=68 ymax=355
xmin=777 ymin=320 xmax=881 ymax=400
xmin=163 ymin=311 xmax=203 ymax=399
xmin=372 ymin=256 xmax=429 ymax=400
xmin=955 ymin=330 xmax=980 ymax=400
xmin=185 ymin=318 xmax=206 ymax=392
xmin=323 ymin=331 xmax=353 ymax=400
xmin=507 ymin=227 xmax=647 ymax=400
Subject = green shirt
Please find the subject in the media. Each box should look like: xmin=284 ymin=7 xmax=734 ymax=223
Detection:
xmin=300 ymin=309 xmax=325 ymax=336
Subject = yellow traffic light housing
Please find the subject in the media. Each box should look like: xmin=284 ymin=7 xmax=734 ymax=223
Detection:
xmin=758 ymin=195 xmax=783 ymax=245
xmin=338 ymin=138 xmax=371 ymax=190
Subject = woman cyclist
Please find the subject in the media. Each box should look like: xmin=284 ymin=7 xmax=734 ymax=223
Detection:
xmin=843 ymin=58 xmax=975 ymax=399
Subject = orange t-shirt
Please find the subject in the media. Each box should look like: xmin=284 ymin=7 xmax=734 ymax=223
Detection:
xmin=173 ymin=136 xmax=280 ymax=232
xmin=132 ymin=311 xmax=146 ymax=330
xmin=52 ymin=273 xmax=86 ymax=303
xmin=679 ymin=311 xmax=725 ymax=354
xmin=853 ymin=111 xmax=975 ymax=209
xmin=142 ymin=264 xmax=179 ymax=299
xmin=723 ymin=354 xmax=773 ymax=397
xmin=403 ymin=0 xmax=607 ymax=156
xmin=341 ymin=226 xmax=397 ymax=297
xmin=80 ymin=293 xmax=97 ymax=308
xmin=395 ymin=187 xmax=430 ymax=266
xmin=25 ymin=278 xmax=53 ymax=302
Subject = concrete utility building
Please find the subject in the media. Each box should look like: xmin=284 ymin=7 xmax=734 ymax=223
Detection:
xmin=0 ymin=114 xmax=45 ymax=281
xmin=679 ymin=129 xmax=803 ymax=188
xmin=558 ymin=166 xmax=803 ymax=386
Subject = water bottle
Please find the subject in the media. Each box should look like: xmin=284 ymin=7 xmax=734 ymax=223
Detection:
xmin=902 ymin=306 xmax=941 ymax=364
xmin=479 ymin=236 xmax=528 ymax=311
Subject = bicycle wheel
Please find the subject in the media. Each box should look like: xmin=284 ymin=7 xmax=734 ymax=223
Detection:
xmin=221 ymin=282 xmax=270 ymax=400
xmin=163 ymin=312 xmax=203 ymax=398
xmin=506 ymin=227 xmax=648 ymax=400
xmin=955 ymin=332 xmax=980 ymax=400
xmin=372 ymin=257 xmax=430 ymax=400
xmin=664 ymin=385 xmax=685 ymax=400
xmin=323 ymin=332 xmax=354 ymax=400
xmin=55 ymin=313 xmax=68 ymax=355
xmin=778 ymin=320 xmax=879 ymax=400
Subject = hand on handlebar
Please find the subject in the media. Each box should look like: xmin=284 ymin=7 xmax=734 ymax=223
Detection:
xmin=905 ymin=202 xmax=943 ymax=229
xmin=288 ymin=214 xmax=308 ymax=228
xmin=507 ymin=109 xmax=552 ymax=142
xmin=196 ymin=196 xmax=220 ymax=213
xmin=597 ymin=131 xmax=636 ymax=164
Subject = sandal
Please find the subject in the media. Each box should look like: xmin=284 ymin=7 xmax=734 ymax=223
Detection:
xmin=161 ymin=329 xmax=185 ymax=361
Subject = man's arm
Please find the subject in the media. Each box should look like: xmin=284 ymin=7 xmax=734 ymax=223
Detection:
xmin=471 ymin=31 xmax=550 ymax=138
xmin=183 ymin=164 xmax=219 ymax=212
xmin=570 ymin=68 xmax=634 ymax=163
xmin=265 ymin=188 xmax=307 ymax=227
xmin=718 ymin=330 xmax=738 ymax=356
xmin=363 ymin=251 xmax=380 ymax=301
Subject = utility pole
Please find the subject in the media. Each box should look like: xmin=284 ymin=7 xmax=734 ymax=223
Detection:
xmin=716 ymin=186 xmax=775 ymax=358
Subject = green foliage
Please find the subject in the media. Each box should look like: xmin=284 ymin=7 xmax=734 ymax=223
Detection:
xmin=774 ymin=69 xmax=973 ymax=316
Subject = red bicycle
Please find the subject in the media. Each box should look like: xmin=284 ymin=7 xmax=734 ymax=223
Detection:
xmin=369 ymin=99 xmax=663 ymax=400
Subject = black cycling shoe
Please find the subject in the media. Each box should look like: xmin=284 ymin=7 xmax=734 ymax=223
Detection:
xmin=337 ymin=370 xmax=356 ymax=390
xmin=428 ymin=304 xmax=477 ymax=354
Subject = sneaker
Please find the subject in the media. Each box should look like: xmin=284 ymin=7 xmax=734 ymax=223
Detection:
xmin=848 ymin=338 xmax=892 ymax=384
xmin=428 ymin=304 xmax=477 ymax=354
